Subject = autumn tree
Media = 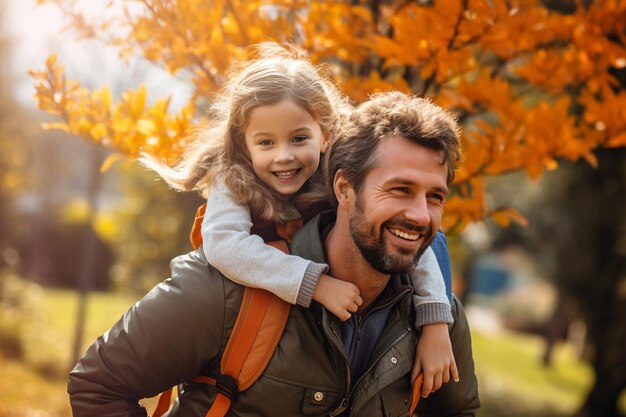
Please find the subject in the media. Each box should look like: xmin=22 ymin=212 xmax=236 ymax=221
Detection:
xmin=538 ymin=148 xmax=626 ymax=417
xmin=30 ymin=0 xmax=626 ymax=415
xmin=0 ymin=0 xmax=31 ymax=265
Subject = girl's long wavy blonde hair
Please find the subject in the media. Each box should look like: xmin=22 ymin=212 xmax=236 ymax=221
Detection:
xmin=140 ymin=42 xmax=349 ymax=222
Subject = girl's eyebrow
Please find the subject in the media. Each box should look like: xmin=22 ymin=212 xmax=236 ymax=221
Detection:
xmin=290 ymin=127 xmax=313 ymax=134
xmin=251 ymin=126 xmax=313 ymax=138
xmin=252 ymin=132 xmax=273 ymax=138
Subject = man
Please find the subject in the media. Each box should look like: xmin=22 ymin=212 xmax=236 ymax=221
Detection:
xmin=68 ymin=92 xmax=480 ymax=416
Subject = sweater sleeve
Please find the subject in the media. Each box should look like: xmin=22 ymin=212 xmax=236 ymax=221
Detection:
xmin=411 ymin=246 xmax=453 ymax=327
xmin=415 ymin=296 xmax=481 ymax=416
xmin=201 ymin=180 xmax=328 ymax=306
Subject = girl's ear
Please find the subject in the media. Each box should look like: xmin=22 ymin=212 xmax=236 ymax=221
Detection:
xmin=333 ymin=170 xmax=354 ymax=211
xmin=320 ymin=131 xmax=332 ymax=153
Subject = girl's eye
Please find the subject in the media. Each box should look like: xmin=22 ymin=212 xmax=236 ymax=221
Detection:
xmin=292 ymin=135 xmax=308 ymax=143
xmin=258 ymin=139 xmax=273 ymax=146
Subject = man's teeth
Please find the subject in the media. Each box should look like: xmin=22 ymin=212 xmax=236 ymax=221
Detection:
xmin=275 ymin=170 xmax=298 ymax=179
xmin=389 ymin=228 xmax=419 ymax=241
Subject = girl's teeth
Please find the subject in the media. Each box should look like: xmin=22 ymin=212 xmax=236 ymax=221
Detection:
xmin=389 ymin=228 xmax=419 ymax=241
xmin=275 ymin=170 xmax=297 ymax=179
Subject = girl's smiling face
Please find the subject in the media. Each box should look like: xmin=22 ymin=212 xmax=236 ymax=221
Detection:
xmin=244 ymin=99 xmax=329 ymax=197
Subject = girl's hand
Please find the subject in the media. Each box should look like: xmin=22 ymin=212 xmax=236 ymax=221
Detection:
xmin=313 ymin=274 xmax=362 ymax=321
xmin=412 ymin=323 xmax=460 ymax=398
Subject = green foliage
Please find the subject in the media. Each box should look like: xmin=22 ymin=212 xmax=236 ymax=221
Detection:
xmin=473 ymin=330 xmax=594 ymax=416
xmin=105 ymin=162 xmax=203 ymax=293
xmin=0 ymin=285 xmax=138 ymax=417
xmin=0 ymin=272 xmax=42 ymax=359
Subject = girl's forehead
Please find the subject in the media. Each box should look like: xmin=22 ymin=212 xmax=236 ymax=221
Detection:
xmin=246 ymin=98 xmax=319 ymax=122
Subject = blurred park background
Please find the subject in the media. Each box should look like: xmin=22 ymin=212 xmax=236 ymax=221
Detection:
xmin=1 ymin=0 xmax=625 ymax=416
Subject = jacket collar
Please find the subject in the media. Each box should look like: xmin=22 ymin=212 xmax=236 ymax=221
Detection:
xmin=289 ymin=210 xmax=336 ymax=265
xmin=291 ymin=210 xmax=414 ymax=304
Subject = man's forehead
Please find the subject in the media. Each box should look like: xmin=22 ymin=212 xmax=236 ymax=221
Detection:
xmin=360 ymin=135 xmax=448 ymax=187
xmin=374 ymin=134 xmax=447 ymax=167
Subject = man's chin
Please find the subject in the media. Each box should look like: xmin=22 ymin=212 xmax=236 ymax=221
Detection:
xmin=375 ymin=250 xmax=420 ymax=275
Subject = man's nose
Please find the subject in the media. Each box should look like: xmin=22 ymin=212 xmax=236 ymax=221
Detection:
xmin=404 ymin=196 xmax=430 ymax=226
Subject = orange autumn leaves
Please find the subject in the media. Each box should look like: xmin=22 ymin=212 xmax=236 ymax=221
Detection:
xmin=29 ymin=54 xmax=194 ymax=165
xmin=30 ymin=0 xmax=626 ymax=231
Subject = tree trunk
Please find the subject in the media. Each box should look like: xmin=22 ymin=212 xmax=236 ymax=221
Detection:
xmin=550 ymin=148 xmax=626 ymax=417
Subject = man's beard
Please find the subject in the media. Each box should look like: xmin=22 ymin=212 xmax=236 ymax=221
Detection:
xmin=349 ymin=197 xmax=432 ymax=275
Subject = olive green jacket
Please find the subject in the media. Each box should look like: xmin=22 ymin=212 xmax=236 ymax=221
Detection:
xmin=68 ymin=213 xmax=479 ymax=417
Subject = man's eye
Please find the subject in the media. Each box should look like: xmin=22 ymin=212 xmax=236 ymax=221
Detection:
xmin=429 ymin=194 xmax=445 ymax=203
xmin=392 ymin=187 xmax=410 ymax=194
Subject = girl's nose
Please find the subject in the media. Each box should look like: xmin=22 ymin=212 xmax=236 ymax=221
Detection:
xmin=274 ymin=147 xmax=295 ymax=163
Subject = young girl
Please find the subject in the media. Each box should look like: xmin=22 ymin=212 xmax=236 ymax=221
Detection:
xmin=141 ymin=42 xmax=458 ymax=396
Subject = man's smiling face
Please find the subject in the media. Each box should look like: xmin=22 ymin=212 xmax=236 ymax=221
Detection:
xmin=347 ymin=134 xmax=449 ymax=274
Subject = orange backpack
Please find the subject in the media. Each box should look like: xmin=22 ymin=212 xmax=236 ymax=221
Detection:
xmin=153 ymin=204 xmax=423 ymax=417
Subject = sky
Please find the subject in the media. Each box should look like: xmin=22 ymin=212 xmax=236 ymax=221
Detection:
xmin=4 ymin=0 xmax=192 ymax=110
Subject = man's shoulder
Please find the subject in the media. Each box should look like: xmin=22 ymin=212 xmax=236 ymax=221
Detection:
xmin=290 ymin=210 xmax=336 ymax=262
xmin=167 ymin=248 xmax=245 ymax=315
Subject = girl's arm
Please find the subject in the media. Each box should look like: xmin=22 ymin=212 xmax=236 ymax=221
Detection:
xmin=201 ymin=180 xmax=325 ymax=306
xmin=201 ymin=180 xmax=362 ymax=321
xmin=410 ymin=242 xmax=459 ymax=398
xmin=412 ymin=246 xmax=453 ymax=327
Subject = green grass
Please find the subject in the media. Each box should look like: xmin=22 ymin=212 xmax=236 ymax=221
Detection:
xmin=1 ymin=288 xmax=138 ymax=417
xmin=0 ymin=287 xmax=618 ymax=417
xmin=21 ymin=288 xmax=138 ymax=371
xmin=472 ymin=330 xmax=594 ymax=417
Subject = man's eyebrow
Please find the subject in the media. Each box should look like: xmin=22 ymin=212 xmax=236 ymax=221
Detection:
xmin=385 ymin=178 xmax=449 ymax=194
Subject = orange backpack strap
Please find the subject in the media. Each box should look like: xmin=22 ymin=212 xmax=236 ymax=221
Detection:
xmin=153 ymin=205 xmax=292 ymax=417
xmin=409 ymin=373 xmax=424 ymax=416
xmin=190 ymin=203 xmax=207 ymax=251
xmin=153 ymin=388 xmax=174 ymax=417
xmin=206 ymin=284 xmax=290 ymax=416
xmin=206 ymin=239 xmax=291 ymax=417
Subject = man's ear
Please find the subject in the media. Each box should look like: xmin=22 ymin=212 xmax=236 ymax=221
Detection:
xmin=320 ymin=131 xmax=332 ymax=153
xmin=333 ymin=170 xmax=354 ymax=210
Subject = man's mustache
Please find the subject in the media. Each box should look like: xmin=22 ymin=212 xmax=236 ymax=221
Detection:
xmin=383 ymin=220 xmax=429 ymax=236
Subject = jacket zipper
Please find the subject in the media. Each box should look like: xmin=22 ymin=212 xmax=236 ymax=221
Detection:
xmin=329 ymin=287 xmax=412 ymax=416
xmin=329 ymin=323 xmax=351 ymax=417
xmin=352 ymin=327 xmax=411 ymax=391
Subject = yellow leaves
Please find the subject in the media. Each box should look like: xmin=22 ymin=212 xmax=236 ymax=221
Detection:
xmin=341 ymin=71 xmax=411 ymax=103
xmin=515 ymin=47 xmax=595 ymax=92
xmin=124 ymin=84 xmax=147 ymax=119
xmin=90 ymin=123 xmax=108 ymax=140
xmin=32 ymin=0 xmax=626 ymax=233
xmin=29 ymin=53 xmax=71 ymax=115
xmin=490 ymin=207 xmax=528 ymax=228
xmin=579 ymin=86 xmax=626 ymax=150
xmin=100 ymin=153 xmax=124 ymax=173
xmin=41 ymin=122 xmax=70 ymax=132
xmin=28 ymin=55 xmax=193 ymax=163
xmin=136 ymin=119 xmax=158 ymax=137
xmin=299 ymin=1 xmax=373 ymax=65
xmin=441 ymin=178 xmax=487 ymax=233
xmin=582 ymin=152 xmax=598 ymax=169
xmin=46 ymin=53 xmax=58 ymax=68
xmin=441 ymin=181 xmax=528 ymax=232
